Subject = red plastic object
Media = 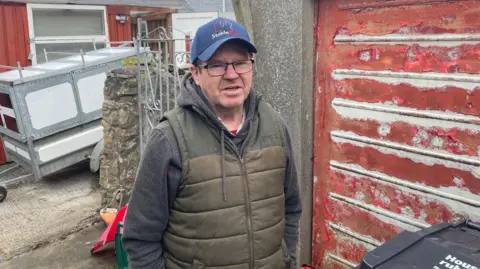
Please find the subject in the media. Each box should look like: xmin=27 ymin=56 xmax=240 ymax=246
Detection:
xmin=91 ymin=204 xmax=128 ymax=254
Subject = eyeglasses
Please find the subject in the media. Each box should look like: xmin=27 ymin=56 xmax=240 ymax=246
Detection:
xmin=197 ymin=59 xmax=255 ymax=77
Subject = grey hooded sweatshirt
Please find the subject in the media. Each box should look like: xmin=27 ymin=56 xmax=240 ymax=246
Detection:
xmin=122 ymin=72 xmax=302 ymax=269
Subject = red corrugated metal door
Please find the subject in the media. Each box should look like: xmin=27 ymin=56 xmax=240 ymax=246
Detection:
xmin=313 ymin=0 xmax=480 ymax=268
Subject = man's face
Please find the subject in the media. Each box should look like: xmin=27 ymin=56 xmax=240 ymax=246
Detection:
xmin=190 ymin=41 xmax=253 ymax=111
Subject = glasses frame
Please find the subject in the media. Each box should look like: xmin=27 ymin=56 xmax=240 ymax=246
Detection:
xmin=197 ymin=59 xmax=255 ymax=77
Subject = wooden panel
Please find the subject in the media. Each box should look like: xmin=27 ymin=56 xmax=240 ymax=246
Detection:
xmin=0 ymin=3 xmax=27 ymax=164
xmin=15 ymin=5 xmax=28 ymax=67
xmin=313 ymin=0 xmax=480 ymax=268
xmin=0 ymin=6 xmax=8 ymax=72
xmin=117 ymin=21 xmax=125 ymax=43
xmin=108 ymin=13 xmax=119 ymax=44
xmin=4 ymin=6 xmax=17 ymax=67
xmin=106 ymin=6 xmax=132 ymax=47
xmin=106 ymin=5 xmax=175 ymax=48
xmin=0 ymin=3 xmax=30 ymax=73
xmin=123 ymin=20 xmax=131 ymax=42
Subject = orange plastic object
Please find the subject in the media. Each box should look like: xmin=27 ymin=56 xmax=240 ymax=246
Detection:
xmin=100 ymin=208 xmax=118 ymax=226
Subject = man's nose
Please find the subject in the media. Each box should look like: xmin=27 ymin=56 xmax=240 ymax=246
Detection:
xmin=223 ymin=64 xmax=239 ymax=79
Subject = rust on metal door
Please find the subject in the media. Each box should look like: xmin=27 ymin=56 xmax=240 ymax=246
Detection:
xmin=313 ymin=0 xmax=480 ymax=268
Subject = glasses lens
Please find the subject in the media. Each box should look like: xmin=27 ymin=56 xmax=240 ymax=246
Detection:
xmin=207 ymin=63 xmax=226 ymax=76
xmin=234 ymin=61 xmax=252 ymax=74
xmin=204 ymin=60 xmax=253 ymax=76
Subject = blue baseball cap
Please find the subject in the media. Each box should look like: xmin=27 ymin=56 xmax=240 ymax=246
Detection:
xmin=190 ymin=17 xmax=257 ymax=64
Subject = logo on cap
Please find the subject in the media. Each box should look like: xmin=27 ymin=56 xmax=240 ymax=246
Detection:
xmin=212 ymin=19 xmax=239 ymax=39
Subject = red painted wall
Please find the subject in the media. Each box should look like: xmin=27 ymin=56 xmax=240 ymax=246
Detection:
xmin=106 ymin=6 xmax=132 ymax=46
xmin=0 ymin=2 xmax=28 ymax=164
xmin=0 ymin=2 xmax=30 ymax=72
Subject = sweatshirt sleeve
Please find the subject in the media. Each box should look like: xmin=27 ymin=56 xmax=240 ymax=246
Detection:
xmin=122 ymin=124 xmax=181 ymax=269
xmin=283 ymin=122 xmax=302 ymax=267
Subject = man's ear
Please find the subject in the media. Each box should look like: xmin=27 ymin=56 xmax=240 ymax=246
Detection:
xmin=190 ymin=65 xmax=200 ymax=85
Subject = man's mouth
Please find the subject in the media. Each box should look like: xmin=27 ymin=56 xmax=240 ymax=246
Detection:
xmin=223 ymin=86 xmax=242 ymax=91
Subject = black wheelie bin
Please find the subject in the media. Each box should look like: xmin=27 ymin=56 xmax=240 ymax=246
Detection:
xmin=355 ymin=219 xmax=480 ymax=269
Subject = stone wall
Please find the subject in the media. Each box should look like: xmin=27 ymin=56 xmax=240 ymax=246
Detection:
xmin=99 ymin=57 xmax=183 ymax=207
xmin=99 ymin=67 xmax=140 ymax=206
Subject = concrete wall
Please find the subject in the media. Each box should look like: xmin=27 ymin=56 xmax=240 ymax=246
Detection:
xmin=234 ymin=0 xmax=315 ymax=266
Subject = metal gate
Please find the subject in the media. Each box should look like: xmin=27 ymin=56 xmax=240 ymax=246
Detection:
xmin=313 ymin=0 xmax=480 ymax=268
xmin=135 ymin=25 xmax=191 ymax=151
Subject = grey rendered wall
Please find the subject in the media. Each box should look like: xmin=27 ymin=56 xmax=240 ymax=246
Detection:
xmin=234 ymin=0 xmax=315 ymax=266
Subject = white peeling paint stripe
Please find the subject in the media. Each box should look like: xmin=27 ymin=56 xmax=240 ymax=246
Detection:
xmin=331 ymin=130 xmax=480 ymax=166
xmin=332 ymin=99 xmax=480 ymax=133
xmin=330 ymin=160 xmax=480 ymax=207
xmin=335 ymin=33 xmax=480 ymax=42
xmin=331 ymin=131 xmax=480 ymax=179
xmin=326 ymin=253 xmax=358 ymax=268
xmin=332 ymin=69 xmax=480 ymax=91
xmin=334 ymin=33 xmax=480 ymax=47
xmin=332 ymin=98 xmax=480 ymax=126
xmin=328 ymin=221 xmax=382 ymax=247
xmin=333 ymin=69 xmax=480 ymax=84
xmin=337 ymin=41 xmax=480 ymax=48
xmin=330 ymin=192 xmax=430 ymax=229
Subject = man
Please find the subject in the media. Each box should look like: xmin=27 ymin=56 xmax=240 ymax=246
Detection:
xmin=122 ymin=17 xmax=302 ymax=269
